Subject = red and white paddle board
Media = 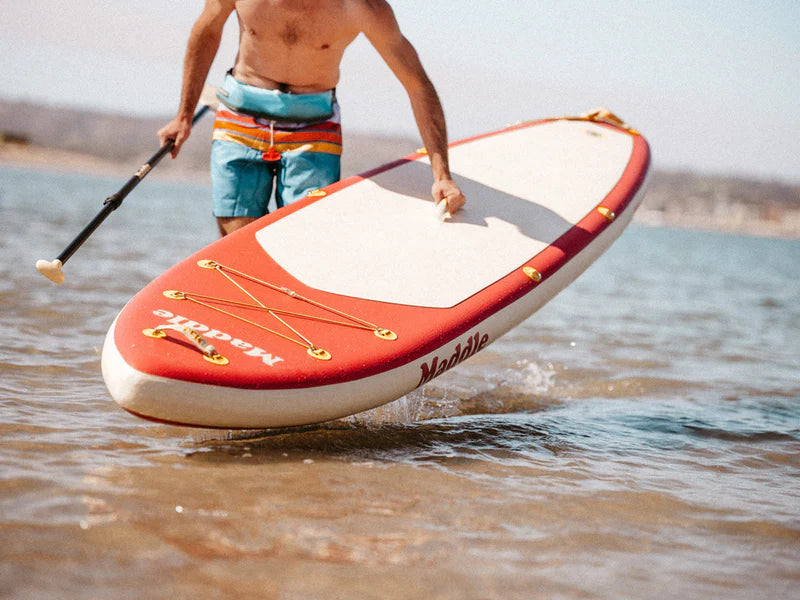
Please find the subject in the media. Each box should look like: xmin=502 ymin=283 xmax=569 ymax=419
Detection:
xmin=102 ymin=114 xmax=650 ymax=428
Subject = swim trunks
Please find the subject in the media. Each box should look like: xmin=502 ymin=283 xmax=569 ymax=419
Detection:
xmin=211 ymin=73 xmax=342 ymax=218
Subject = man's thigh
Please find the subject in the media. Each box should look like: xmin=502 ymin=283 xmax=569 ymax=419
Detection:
xmin=210 ymin=140 xmax=275 ymax=218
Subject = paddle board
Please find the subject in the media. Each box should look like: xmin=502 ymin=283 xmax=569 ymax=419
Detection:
xmin=102 ymin=113 xmax=650 ymax=428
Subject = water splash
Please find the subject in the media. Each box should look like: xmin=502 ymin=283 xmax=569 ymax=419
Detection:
xmin=343 ymin=358 xmax=559 ymax=427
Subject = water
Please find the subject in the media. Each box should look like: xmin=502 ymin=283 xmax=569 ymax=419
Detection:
xmin=1 ymin=166 xmax=798 ymax=599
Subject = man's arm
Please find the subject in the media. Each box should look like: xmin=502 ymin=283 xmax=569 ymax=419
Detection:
xmin=360 ymin=1 xmax=465 ymax=213
xmin=158 ymin=0 xmax=235 ymax=158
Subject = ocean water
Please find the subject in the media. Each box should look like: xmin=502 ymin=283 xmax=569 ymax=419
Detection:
xmin=0 ymin=166 xmax=798 ymax=599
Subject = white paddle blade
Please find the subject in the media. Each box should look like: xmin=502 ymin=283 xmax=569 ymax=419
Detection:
xmin=36 ymin=259 xmax=65 ymax=284
xmin=435 ymin=199 xmax=452 ymax=222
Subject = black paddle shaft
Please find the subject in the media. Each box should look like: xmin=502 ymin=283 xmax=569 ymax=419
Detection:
xmin=55 ymin=105 xmax=212 ymax=266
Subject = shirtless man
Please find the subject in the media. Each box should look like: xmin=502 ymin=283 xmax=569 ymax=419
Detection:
xmin=158 ymin=0 xmax=466 ymax=236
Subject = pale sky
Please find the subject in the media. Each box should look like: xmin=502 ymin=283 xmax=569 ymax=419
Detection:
xmin=1 ymin=0 xmax=798 ymax=182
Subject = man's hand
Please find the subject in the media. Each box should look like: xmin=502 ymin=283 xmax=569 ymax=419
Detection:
xmin=157 ymin=115 xmax=193 ymax=159
xmin=433 ymin=178 xmax=466 ymax=215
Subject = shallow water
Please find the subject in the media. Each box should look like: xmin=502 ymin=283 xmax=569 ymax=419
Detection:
xmin=1 ymin=167 xmax=798 ymax=599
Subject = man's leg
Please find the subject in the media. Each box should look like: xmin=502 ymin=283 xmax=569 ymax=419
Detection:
xmin=277 ymin=149 xmax=341 ymax=207
xmin=217 ymin=216 xmax=257 ymax=237
xmin=210 ymin=139 xmax=274 ymax=237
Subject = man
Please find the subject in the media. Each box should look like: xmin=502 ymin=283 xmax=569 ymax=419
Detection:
xmin=158 ymin=0 xmax=466 ymax=236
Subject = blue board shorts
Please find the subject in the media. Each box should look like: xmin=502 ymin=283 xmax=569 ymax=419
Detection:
xmin=211 ymin=73 xmax=342 ymax=217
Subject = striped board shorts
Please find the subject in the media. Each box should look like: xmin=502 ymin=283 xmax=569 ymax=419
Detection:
xmin=210 ymin=75 xmax=342 ymax=218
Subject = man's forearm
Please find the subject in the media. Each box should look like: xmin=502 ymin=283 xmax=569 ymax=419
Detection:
xmin=177 ymin=24 xmax=223 ymax=119
xmin=408 ymin=79 xmax=466 ymax=212
xmin=408 ymin=80 xmax=451 ymax=181
xmin=359 ymin=0 xmax=465 ymax=211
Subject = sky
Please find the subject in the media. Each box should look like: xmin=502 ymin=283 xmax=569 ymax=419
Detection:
xmin=1 ymin=0 xmax=798 ymax=182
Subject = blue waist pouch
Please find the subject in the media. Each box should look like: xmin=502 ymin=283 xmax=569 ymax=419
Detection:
xmin=217 ymin=73 xmax=334 ymax=123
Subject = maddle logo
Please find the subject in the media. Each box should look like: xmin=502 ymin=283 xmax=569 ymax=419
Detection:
xmin=417 ymin=331 xmax=489 ymax=387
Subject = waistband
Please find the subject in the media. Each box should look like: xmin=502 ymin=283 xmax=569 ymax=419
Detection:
xmin=216 ymin=72 xmax=335 ymax=123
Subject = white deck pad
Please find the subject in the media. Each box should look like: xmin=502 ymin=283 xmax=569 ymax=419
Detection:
xmin=256 ymin=121 xmax=633 ymax=307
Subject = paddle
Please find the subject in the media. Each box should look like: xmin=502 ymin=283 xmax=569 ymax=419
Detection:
xmin=35 ymin=85 xmax=219 ymax=284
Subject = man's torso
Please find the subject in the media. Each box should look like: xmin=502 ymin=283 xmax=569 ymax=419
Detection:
xmin=232 ymin=0 xmax=364 ymax=93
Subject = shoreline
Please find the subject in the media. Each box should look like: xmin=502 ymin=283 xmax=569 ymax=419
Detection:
xmin=0 ymin=142 xmax=210 ymax=183
xmin=632 ymin=209 xmax=799 ymax=241
xmin=3 ymin=142 xmax=798 ymax=240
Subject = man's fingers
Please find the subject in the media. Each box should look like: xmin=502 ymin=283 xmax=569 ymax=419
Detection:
xmin=443 ymin=192 xmax=465 ymax=214
xmin=170 ymin=135 xmax=183 ymax=159
xmin=432 ymin=180 xmax=465 ymax=213
xmin=158 ymin=120 xmax=191 ymax=159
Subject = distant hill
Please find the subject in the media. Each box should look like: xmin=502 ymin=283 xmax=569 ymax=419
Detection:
xmin=638 ymin=170 xmax=800 ymax=237
xmin=2 ymin=98 xmax=798 ymax=238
